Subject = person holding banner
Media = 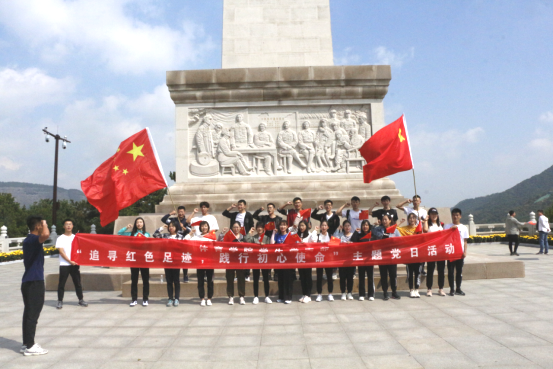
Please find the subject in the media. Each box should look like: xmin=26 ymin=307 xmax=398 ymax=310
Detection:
xmin=153 ymin=221 xmax=185 ymax=307
xmin=245 ymin=223 xmax=272 ymax=304
xmin=372 ymin=214 xmax=401 ymax=300
xmin=223 ymin=200 xmax=255 ymax=281
xmin=424 ymin=208 xmax=445 ymax=297
xmin=444 ymin=208 xmax=469 ymax=296
xmin=295 ymin=220 xmax=313 ymax=303
xmin=334 ymin=220 xmax=355 ymax=300
xmin=305 ymin=220 xmax=334 ymax=302
xmin=271 ymin=220 xmax=295 ymax=304
xmin=399 ymin=213 xmax=422 ymax=298
xmin=351 ymin=220 xmax=374 ymax=301
xmin=118 ymin=217 xmax=151 ymax=307
xmin=219 ymin=222 xmax=247 ymax=305
xmin=188 ymin=221 xmax=216 ymax=306
xmin=160 ymin=206 xmax=191 ymax=283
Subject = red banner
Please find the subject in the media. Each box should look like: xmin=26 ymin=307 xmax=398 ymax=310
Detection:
xmin=71 ymin=229 xmax=462 ymax=269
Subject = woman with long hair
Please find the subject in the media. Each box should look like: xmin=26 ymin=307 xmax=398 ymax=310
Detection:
xmin=244 ymin=222 xmax=273 ymax=304
xmin=187 ymin=221 xmax=216 ymax=306
xmin=219 ymin=221 xmax=246 ymax=305
xmin=399 ymin=213 xmax=422 ymax=298
xmin=423 ymin=208 xmax=445 ymax=296
xmin=271 ymin=220 xmax=295 ymax=304
xmin=350 ymin=220 xmax=373 ymax=301
xmin=296 ymin=220 xmax=313 ymax=303
xmin=334 ymin=220 xmax=355 ymax=300
xmin=305 ymin=220 xmax=334 ymax=302
xmin=153 ymin=220 xmax=185 ymax=307
xmin=372 ymin=214 xmax=401 ymax=300
xmin=118 ymin=217 xmax=151 ymax=307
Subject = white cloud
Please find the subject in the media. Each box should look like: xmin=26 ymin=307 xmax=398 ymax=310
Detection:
xmin=0 ymin=67 xmax=74 ymax=116
xmin=410 ymin=126 xmax=485 ymax=159
xmin=373 ymin=46 xmax=414 ymax=68
xmin=334 ymin=47 xmax=361 ymax=65
xmin=0 ymin=0 xmax=215 ymax=74
xmin=465 ymin=127 xmax=485 ymax=143
xmin=0 ymin=157 xmax=21 ymax=171
xmin=528 ymin=138 xmax=553 ymax=153
xmin=539 ymin=111 xmax=553 ymax=123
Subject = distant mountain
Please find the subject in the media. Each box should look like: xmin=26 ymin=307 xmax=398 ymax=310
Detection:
xmin=0 ymin=182 xmax=86 ymax=207
xmin=453 ymin=165 xmax=553 ymax=223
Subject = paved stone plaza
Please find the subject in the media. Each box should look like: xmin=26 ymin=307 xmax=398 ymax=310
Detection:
xmin=0 ymin=243 xmax=552 ymax=368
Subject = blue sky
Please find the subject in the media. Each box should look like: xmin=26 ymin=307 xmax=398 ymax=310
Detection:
xmin=0 ymin=0 xmax=552 ymax=210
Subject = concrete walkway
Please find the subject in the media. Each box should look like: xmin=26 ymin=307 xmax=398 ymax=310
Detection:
xmin=0 ymin=243 xmax=552 ymax=368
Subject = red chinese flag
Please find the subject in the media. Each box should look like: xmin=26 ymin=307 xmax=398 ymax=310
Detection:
xmin=264 ymin=222 xmax=276 ymax=231
xmin=361 ymin=232 xmax=372 ymax=240
xmin=190 ymin=220 xmax=202 ymax=227
xmin=81 ymin=128 xmax=167 ymax=226
xmin=204 ymin=230 xmax=217 ymax=240
xmin=386 ymin=224 xmax=397 ymax=233
xmin=284 ymin=233 xmax=302 ymax=244
xmin=359 ymin=210 xmax=369 ymax=220
xmin=359 ymin=115 xmax=413 ymax=183
xmin=136 ymin=233 xmax=145 ymax=238
xmin=299 ymin=208 xmax=312 ymax=220
xmin=240 ymin=227 xmax=246 ymax=236
xmin=223 ymin=231 xmax=238 ymax=242
xmin=415 ymin=221 xmax=423 ymax=234
xmin=258 ymin=232 xmax=265 ymax=243
xmin=329 ymin=236 xmax=341 ymax=246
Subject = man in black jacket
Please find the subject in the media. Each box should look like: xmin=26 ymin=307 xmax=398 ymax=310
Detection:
xmin=252 ymin=203 xmax=282 ymax=241
xmin=160 ymin=206 xmax=191 ymax=282
xmin=311 ymin=199 xmax=341 ymax=235
xmin=222 ymin=200 xmax=254 ymax=233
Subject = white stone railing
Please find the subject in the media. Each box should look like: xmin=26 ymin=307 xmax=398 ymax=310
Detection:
xmin=0 ymin=224 xmax=97 ymax=253
xmin=468 ymin=212 xmax=551 ymax=237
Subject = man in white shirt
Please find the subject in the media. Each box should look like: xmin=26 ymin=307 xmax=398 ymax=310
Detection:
xmin=187 ymin=201 xmax=220 ymax=237
xmin=338 ymin=196 xmax=365 ymax=231
xmin=537 ymin=209 xmax=550 ymax=255
xmin=396 ymin=195 xmax=427 ymax=225
xmin=55 ymin=219 xmax=88 ymax=309
xmin=444 ymin=208 xmax=469 ymax=296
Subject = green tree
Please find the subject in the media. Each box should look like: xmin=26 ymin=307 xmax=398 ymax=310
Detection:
xmin=0 ymin=193 xmax=29 ymax=237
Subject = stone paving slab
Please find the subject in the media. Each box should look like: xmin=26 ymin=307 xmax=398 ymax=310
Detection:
xmin=0 ymin=243 xmax=552 ymax=368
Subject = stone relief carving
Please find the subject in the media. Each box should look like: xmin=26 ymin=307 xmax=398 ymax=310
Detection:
xmin=187 ymin=105 xmax=372 ymax=177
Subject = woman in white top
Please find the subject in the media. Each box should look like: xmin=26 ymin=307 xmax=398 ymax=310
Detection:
xmin=295 ymin=220 xmax=313 ymax=303
xmin=423 ymin=207 xmax=445 ymax=296
xmin=188 ymin=221 xmax=216 ymax=306
xmin=307 ymin=220 xmax=334 ymax=302
xmin=334 ymin=220 xmax=355 ymax=300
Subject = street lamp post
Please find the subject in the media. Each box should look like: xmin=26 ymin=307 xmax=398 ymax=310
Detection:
xmin=43 ymin=127 xmax=71 ymax=226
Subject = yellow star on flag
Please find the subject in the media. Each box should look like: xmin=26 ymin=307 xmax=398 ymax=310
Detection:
xmin=123 ymin=169 xmax=129 ymax=175
xmin=113 ymin=165 xmax=119 ymax=171
xmin=127 ymin=142 xmax=144 ymax=161
xmin=398 ymin=128 xmax=406 ymax=143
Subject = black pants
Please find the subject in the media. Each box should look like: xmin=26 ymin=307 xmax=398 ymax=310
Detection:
xmin=299 ymin=268 xmax=312 ymax=296
xmin=57 ymin=265 xmax=84 ymax=301
xmin=21 ymin=281 xmax=45 ymax=348
xmin=426 ymin=261 xmax=446 ymax=289
xmin=447 ymin=259 xmax=464 ymax=291
xmin=182 ymin=269 xmax=188 ymax=280
xmin=164 ymin=268 xmax=180 ymax=300
xmin=507 ymin=234 xmax=519 ymax=254
xmin=406 ymin=263 xmax=421 ymax=289
xmin=339 ymin=267 xmax=355 ymax=293
xmin=130 ymin=268 xmax=149 ymax=301
xmin=358 ymin=266 xmax=375 ymax=298
xmin=226 ymin=269 xmax=246 ymax=297
xmin=316 ymin=268 xmax=334 ymax=294
xmin=253 ymin=269 xmax=271 ymax=297
xmin=378 ymin=265 xmax=397 ymax=293
xmin=197 ymin=269 xmax=214 ymax=299
xmin=277 ymin=269 xmax=294 ymax=301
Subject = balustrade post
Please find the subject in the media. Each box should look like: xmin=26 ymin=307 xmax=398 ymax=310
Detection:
xmin=90 ymin=224 xmax=97 ymax=234
xmin=468 ymin=214 xmax=476 ymax=236
xmin=528 ymin=212 xmax=536 ymax=236
xmin=50 ymin=225 xmax=58 ymax=245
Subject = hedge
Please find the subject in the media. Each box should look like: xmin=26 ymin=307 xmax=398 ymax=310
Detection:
xmin=0 ymin=247 xmax=59 ymax=263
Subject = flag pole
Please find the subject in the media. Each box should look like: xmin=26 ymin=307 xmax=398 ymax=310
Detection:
xmin=412 ymin=169 xmax=418 ymax=197
xmin=402 ymin=114 xmax=417 ymax=196
xmin=166 ymin=186 xmax=177 ymax=212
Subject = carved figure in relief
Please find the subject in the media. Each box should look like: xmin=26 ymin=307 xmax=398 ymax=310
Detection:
xmin=230 ymin=113 xmax=255 ymax=149
xmin=340 ymin=110 xmax=357 ymax=139
xmin=332 ymin=131 xmax=352 ymax=173
xmin=297 ymin=121 xmax=316 ymax=173
xmin=253 ymin=122 xmax=275 ymax=175
xmin=217 ymin=128 xmax=253 ymax=176
xmin=328 ymin=109 xmax=341 ymax=127
xmin=194 ymin=114 xmax=215 ymax=158
xmin=314 ymin=119 xmax=332 ymax=172
xmin=349 ymin=126 xmax=365 ymax=154
xmin=358 ymin=115 xmax=372 ymax=141
xmin=276 ymin=120 xmax=307 ymax=174
xmin=211 ymin=123 xmax=223 ymax=147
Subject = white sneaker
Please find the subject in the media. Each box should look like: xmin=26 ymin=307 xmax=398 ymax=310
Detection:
xmin=369 ymin=296 xmax=374 ymax=301
xmin=228 ymin=297 xmax=234 ymax=305
xmin=332 ymin=274 xmax=337 ymax=280
xmin=304 ymin=296 xmax=311 ymax=303
xmin=409 ymin=290 xmax=415 ymax=298
xmin=328 ymin=294 xmax=334 ymax=301
xmin=253 ymin=297 xmax=259 ymax=305
xmin=245 ymin=277 xmax=251 ymax=282
xmin=239 ymin=297 xmax=245 ymax=305
xmin=206 ymin=299 xmax=212 ymax=306
xmin=200 ymin=299 xmax=206 ymax=307
xmin=284 ymin=300 xmax=292 ymax=304
xmin=299 ymin=295 xmax=305 ymax=303
xmin=347 ymin=293 xmax=354 ymax=300
xmin=130 ymin=300 xmax=137 ymax=307
xmin=265 ymin=297 xmax=273 ymax=304
xmin=316 ymin=294 xmax=323 ymax=302
xmin=341 ymin=293 xmax=347 ymax=300
xmin=359 ymin=296 xmax=365 ymax=301
xmin=142 ymin=300 xmax=148 ymax=306
xmin=415 ymin=290 xmax=421 ymax=298
xmin=23 ymin=344 xmax=48 ymax=356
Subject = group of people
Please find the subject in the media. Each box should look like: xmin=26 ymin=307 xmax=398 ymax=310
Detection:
xmin=111 ymin=195 xmax=469 ymax=307
xmin=505 ymin=209 xmax=550 ymax=256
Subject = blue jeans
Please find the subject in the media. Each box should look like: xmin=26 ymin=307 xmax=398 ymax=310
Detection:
xmin=539 ymin=231 xmax=549 ymax=254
